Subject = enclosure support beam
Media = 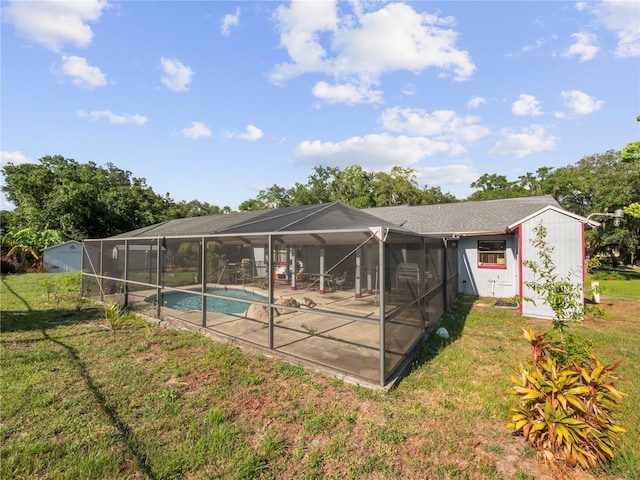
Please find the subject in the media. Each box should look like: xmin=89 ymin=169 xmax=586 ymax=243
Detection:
xmin=366 ymin=246 xmax=373 ymax=294
xmin=355 ymin=249 xmax=362 ymax=298
xmin=378 ymin=231 xmax=386 ymax=387
xmin=124 ymin=239 xmax=129 ymax=307
xmin=99 ymin=240 xmax=104 ymax=303
xmin=156 ymin=238 xmax=162 ymax=319
xmin=420 ymin=238 xmax=425 ymax=331
xmin=201 ymin=237 xmax=207 ymax=328
xmin=268 ymin=234 xmax=274 ymax=350
xmin=443 ymin=238 xmax=449 ymax=310
xmin=319 ymin=247 xmax=326 ymax=294
xmin=290 ymin=248 xmax=297 ymax=290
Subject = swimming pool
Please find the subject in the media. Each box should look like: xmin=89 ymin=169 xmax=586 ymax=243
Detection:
xmin=158 ymin=288 xmax=268 ymax=314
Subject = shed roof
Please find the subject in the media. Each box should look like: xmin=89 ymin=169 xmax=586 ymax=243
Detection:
xmin=364 ymin=195 xmax=563 ymax=236
xmin=107 ymin=202 xmax=416 ymax=240
xmin=41 ymin=240 xmax=82 ymax=252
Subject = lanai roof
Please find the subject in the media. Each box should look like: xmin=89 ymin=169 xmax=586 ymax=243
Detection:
xmin=364 ymin=195 xmax=562 ymax=236
xmin=108 ymin=202 xmax=416 ymax=240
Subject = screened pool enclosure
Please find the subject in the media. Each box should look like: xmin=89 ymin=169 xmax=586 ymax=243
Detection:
xmin=82 ymin=203 xmax=458 ymax=387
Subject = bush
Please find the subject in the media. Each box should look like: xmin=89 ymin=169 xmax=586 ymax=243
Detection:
xmin=591 ymin=270 xmax=627 ymax=281
xmin=506 ymin=326 xmax=627 ymax=470
xmin=1 ymin=256 xmax=19 ymax=274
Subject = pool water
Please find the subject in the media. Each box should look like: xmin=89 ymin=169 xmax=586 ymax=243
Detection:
xmin=161 ymin=288 xmax=268 ymax=314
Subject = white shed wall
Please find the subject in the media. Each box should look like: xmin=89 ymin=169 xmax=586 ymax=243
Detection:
xmin=520 ymin=209 xmax=584 ymax=319
xmin=42 ymin=241 xmax=82 ymax=273
xmin=458 ymin=234 xmax=518 ymax=298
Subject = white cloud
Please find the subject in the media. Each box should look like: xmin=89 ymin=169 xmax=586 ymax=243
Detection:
xmin=415 ymin=164 xmax=479 ymax=188
xmin=3 ymin=0 xmax=109 ymax=51
xmin=0 ymin=151 xmax=33 ymax=209
xmin=76 ymin=110 xmax=147 ymax=125
xmin=489 ymin=125 xmax=557 ymax=158
xmin=180 ymin=122 xmax=211 ymax=139
xmin=270 ymin=2 xmax=475 ymax=104
xmin=294 ymin=133 xmax=460 ymax=169
xmin=592 ymin=0 xmax=640 ymax=57
xmin=575 ymin=2 xmax=589 ymax=12
xmin=221 ymin=7 xmax=240 ymax=37
xmin=160 ymin=57 xmax=194 ymax=92
xmin=380 ymin=107 xmax=490 ymax=142
xmin=52 ymin=55 xmax=107 ymax=89
xmin=226 ymin=125 xmax=264 ymax=142
xmin=467 ymin=96 xmax=486 ymax=109
xmin=561 ymin=90 xmax=604 ymax=115
xmin=520 ymin=37 xmax=546 ymax=54
xmin=402 ymin=84 xmax=416 ymax=96
xmin=507 ymin=37 xmax=545 ymax=57
xmin=1 ymin=150 xmax=32 ymax=168
xmin=270 ymin=0 xmax=337 ymax=82
xmin=562 ymin=32 xmax=599 ymax=62
xmin=312 ymin=81 xmax=382 ymax=104
xmin=512 ymin=94 xmax=543 ymax=116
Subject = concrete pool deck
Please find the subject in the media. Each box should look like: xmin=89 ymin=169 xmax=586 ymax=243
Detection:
xmin=127 ymin=283 xmax=428 ymax=388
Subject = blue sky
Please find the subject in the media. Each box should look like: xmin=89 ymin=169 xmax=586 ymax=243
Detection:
xmin=2 ymin=0 xmax=639 ymax=211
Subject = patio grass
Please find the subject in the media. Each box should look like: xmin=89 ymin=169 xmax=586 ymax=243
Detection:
xmin=1 ymin=272 xmax=638 ymax=479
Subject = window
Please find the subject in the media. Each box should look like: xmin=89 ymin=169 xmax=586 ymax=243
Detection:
xmin=478 ymin=240 xmax=506 ymax=268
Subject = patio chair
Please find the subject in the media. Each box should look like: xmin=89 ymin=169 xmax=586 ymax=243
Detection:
xmin=235 ymin=258 xmax=252 ymax=283
xmin=334 ymin=270 xmax=351 ymax=290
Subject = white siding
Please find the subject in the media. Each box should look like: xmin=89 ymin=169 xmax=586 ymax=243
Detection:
xmin=458 ymin=234 xmax=518 ymax=298
xmin=520 ymin=210 xmax=584 ymax=320
xmin=42 ymin=241 xmax=82 ymax=273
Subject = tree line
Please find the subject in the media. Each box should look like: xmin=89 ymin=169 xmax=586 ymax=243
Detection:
xmin=1 ymin=150 xmax=639 ymax=270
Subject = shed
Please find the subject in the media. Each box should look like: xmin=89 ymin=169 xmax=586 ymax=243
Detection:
xmin=514 ymin=206 xmax=587 ymax=319
xmin=366 ymin=195 xmax=590 ymax=320
xmin=42 ymin=240 xmax=82 ymax=273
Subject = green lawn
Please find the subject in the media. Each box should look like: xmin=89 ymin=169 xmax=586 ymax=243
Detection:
xmin=587 ymin=268 xmax=640 ymax=301
xmin=2 ymin=272 xmax=638 ymax=479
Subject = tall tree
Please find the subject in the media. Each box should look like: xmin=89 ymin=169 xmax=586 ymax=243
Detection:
xmin=333 ymin=165 xmax=374 ymax=207
xmin=288 ymin=166 xmax=340 ymax=205
xmin=2 ymin=155 xmax=175 ymax=239
xmin=422 ymin=186 xmax=458 ymax=204
xmin=371 ymin=166 xmax=426 ymax=206
xmin=255 ymin=184 xmax=292 ymax=209
xmin=172 ymin=200 xmax=231 ymax=217
xmin=552 ymin=150 xmax=640 ymax=265
xmin=467 ymin=173 xmax=529 ymax=201
xmin=620 ymin=114 xmax=640 ymax=163
xmin=240 ymin=164 xmax=458 ymax=210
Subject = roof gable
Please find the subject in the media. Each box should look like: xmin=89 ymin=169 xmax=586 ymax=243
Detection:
xmin=41 ymin=240 xmax=82 ymax=252
xmin=507 ymin=205 xmax=588 ymax=231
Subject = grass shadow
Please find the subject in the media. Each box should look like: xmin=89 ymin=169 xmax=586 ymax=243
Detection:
xmin=40 ymin=327 xmax=157 ymax=479
xmin=1 ymin=308 xmax=101 ymax=333
xmin=398 ymin=295 xmax=475 ymax=383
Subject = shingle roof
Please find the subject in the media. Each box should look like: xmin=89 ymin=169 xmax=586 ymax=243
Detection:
xmin=363 ymin=195 xmax=562 ymax=236
xmin=108 ymin=202 xmax=415 ymax=239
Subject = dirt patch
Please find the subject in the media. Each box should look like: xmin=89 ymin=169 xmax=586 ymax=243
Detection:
xmin=473 ymin=419 xmax=601 ymax=480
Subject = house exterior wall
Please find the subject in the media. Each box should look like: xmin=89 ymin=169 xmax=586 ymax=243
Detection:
xmin=42 ymin=241 xmax=82 ymax=273
xmin=519 ymin=209 xmax=584 ymax=320
xmin=457 ymin=234 xmax=519 ymax=298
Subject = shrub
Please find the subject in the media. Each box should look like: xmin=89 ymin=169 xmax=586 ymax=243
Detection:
xmin=102 ymin=301 xmax=137 ymax=341
xmin=506 ymin=325 xmax=627 ymax=470
xmin=1 ymin=256 xmax=19 ymax=273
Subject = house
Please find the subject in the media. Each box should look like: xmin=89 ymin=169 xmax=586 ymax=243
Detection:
xmin=365 ymin=195 xmax=590 ymax=320
xmin=42 ymin=240 xmax=82 ymax=273
xmin=80 ymin=197 xmax=589 ymax=387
